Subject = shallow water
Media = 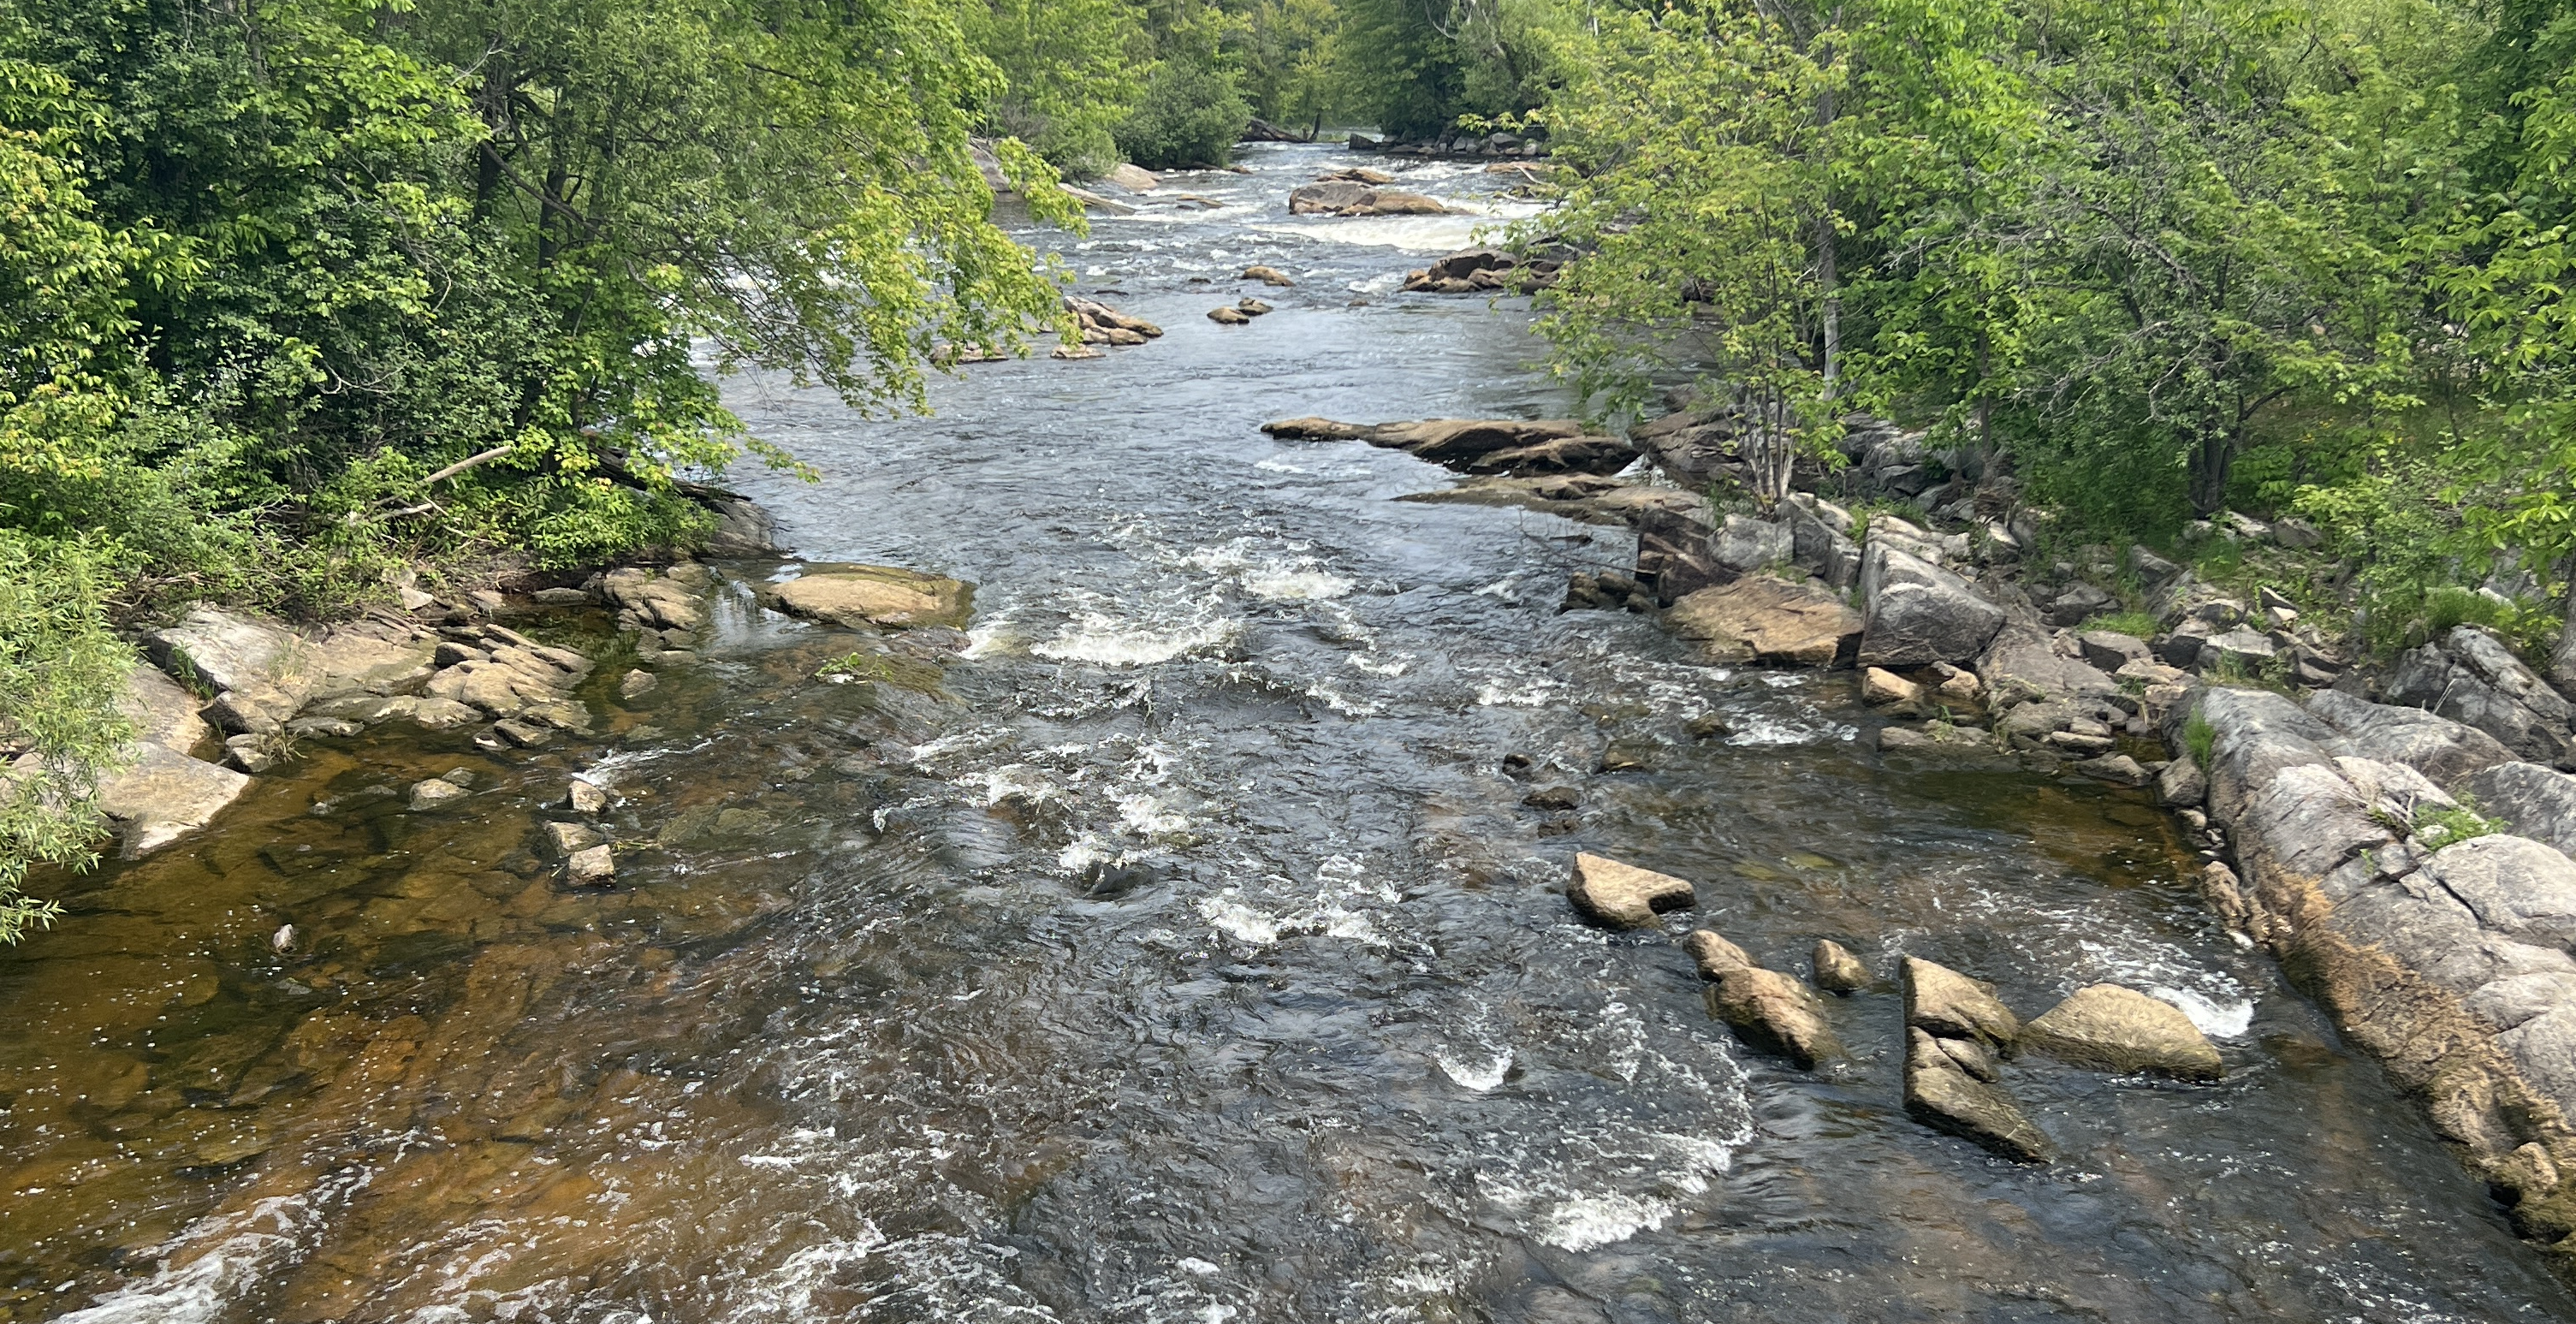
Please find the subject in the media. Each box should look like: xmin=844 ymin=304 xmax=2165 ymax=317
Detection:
xmin=6 ymin=144 xmax=2574 ymax=1323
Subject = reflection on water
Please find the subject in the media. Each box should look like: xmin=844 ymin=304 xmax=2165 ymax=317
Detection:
xmin=6 ymin=145 xmax=2574 ymax=1323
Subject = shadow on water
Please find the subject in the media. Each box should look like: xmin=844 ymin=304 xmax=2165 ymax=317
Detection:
xmin=4 ymin=143 xmax=2574 ymax=1322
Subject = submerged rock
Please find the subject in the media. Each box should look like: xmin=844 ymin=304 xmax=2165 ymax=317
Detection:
xmin=1904 ymin=1028 xmax=2053 ymax=1163
xmin=407 ymin=776 xmax=470 ymax=811
xmin=1902 ymin=956 xmax=2021 ymax=1050
xmin=757 ymin=565 xmax=974 ymax=630
xmin=93 ymin=743 xmax=251 ymax=855
xmin=2021 ymin=984 xmax=2222 ymax=1081
xmin=1568 ymin=852 xmax=1695 ymax=929
xmin=1812 ymin=939 xmax=1869 ymax=993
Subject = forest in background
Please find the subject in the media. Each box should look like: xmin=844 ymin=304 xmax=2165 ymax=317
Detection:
xmin=8 ymin=0 xmax=2576 ymax=925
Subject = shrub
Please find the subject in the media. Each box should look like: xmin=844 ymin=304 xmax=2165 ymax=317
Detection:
xmin=1114 ymin=58 xmax=1251 ymax=169
xmin=0 ymin=532 xmax=134 ymax=941
xmin=2081 ymin=610 xmax=2163 ymax=639
xmin=2184 ymin=710 xmax=2216 ymax=769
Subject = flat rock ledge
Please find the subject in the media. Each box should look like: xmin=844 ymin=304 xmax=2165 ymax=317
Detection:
xmin=2182 ymin=683 xmax=2576 ymax=1264
xmin=1568 ymin=852 xmax=1695 ymax=929
xmin=2021 ymin=984 xmax=2222 ymax=1082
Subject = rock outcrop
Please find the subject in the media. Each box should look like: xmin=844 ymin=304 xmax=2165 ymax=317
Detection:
xmin=1262 ymin=416 xmax=1635 ymax=478
xmin=1902 ymin=956 xmax=2021 ymax=1051
xmin=2181 ymin=683 xmax=2576 ymax=1252
xmin=2020 ymin=984 xmax=2223 ymax=1081
xmin=2383 ymin=626 xmax=2574 ymax=765
xmin=1567 ymin=852 xmax=1695 ymax=929
xmin=1287 ymin=181 xmax=1452 ymax=216
xmin=1401 ymin=246 xmax=1563 ymax=294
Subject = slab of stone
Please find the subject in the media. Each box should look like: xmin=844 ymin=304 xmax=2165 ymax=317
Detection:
xmin=2308 ymin=690 xmax=2514 ymax=787
xmin=757 ymin=564 xmax=975 ymax=630
xmin=543 ymin=822 xmax=606 ymax=858
xmin=1812 ymin=939 xmax=1869 ymax=993
xmin=1903 ymin=1028 xmax=2051 ymax=1163
xmin=1664 ymin=576 xmax=1863 ymax=668
xmin=1709 ymin=966 xmax=1844 ymax=1069
xmin=2419 ymin=835 xmax=2576 ymax=952
xmin=93 ymin=744 xmax=250 ymax=855
xmin=2467 ymin=762 xmax=2576 ymax=860
xmin=1568 ymin=852 xmax=1695 ymax=929
xmin=117 ymin=665 xmax=211 ymax=755
xmin=1858 ymin=544 xmax=2006 ymax=668
xmin=1902 ymin=957 xmax=2021 ymax=1050
xmin=2021 ymin=984 xmax=2222 ymax=1081
xmin=408 ymin=777 xmax=469 ymax=810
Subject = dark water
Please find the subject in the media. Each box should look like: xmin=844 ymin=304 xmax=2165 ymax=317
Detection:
xmin=5 ymin=145 xmax=2573 ymax=1323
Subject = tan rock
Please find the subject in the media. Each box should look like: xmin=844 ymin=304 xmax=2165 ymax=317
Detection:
xmin=1903 ymin=1028 xmax=2051 ymax=1163
xmin=543 ymin=822 xmax=605 ymax=858
xmin=1208 ymin=306 xmax=1252 ymax=324
xmin=1665 ymin=577 xmax=1864 ymax=668
xmin=1241 ymin=264 xmax=1295 ymax=286
xmin=567 ymin=844 xmax=616 ymax=883
xmin=569 ymin=778 xmax=608 ymax=815
xmin=1568 ymin=852 xmax=1695 ymax=929
xmin=1862 ymin=667 xmax=1924 ymax=705
xmin=756 ymin=565 xmax=974 ymax=630
xmin=2021 ymin=984 xmax=2222 ymax=1082
xmin=92 ymin=744 xmax=250 ymax=854
xmin=407 ymin=777 xmax=469 ymax=811
xmin=1812 ymin=939 xmax=1869 ymax=993
xmin=618 ymin=668 xmax=658 ymax=699
xmin=117 ymin=666 xmax=211 ymax=756
xmin=1710 ymin=966 xmax=1845 ymax=1069
xmin=1902 ymin=956 xmax=2021 ymax=1050
xmin=1682 ymin=929 xmax=1753 ymax=978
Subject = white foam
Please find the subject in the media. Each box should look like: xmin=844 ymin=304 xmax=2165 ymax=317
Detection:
xmin=1532 ymin=1193 xmax=1676 ymax=1252
xmin=1035 ymin=612 xmax=1238 ymax=666
xmin=1253 ymin=457 xmax=1309 ymax=474
xmin=1198 ymin=897 xmax=1281 ymax=946
xmin=1240 ymin=567 xmax=1353 ymax=601
xmin=2152 ymin=984 xmax=2257 ymax=1038
xmin=1437 ymin=1049 xmax=1511 ymax=1092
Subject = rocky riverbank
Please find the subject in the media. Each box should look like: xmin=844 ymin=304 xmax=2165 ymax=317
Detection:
xmin=1272 ymin=400 xmax=2576 ymax=1275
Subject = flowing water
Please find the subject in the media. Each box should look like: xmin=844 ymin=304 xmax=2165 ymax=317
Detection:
xmin=6 ymin=145 xmax=2575 ymax=1323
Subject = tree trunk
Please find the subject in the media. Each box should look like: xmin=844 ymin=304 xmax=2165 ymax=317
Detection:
xmin=2187 ymin=425 xmax=2232 ymax=516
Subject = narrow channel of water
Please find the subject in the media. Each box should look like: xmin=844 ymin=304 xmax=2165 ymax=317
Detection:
xmin=3 ymin=144 xmax=2572 ymax=1323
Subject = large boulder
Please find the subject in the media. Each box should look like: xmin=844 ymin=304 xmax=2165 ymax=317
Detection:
xmin=757 ymin=565 xmax=974 ymax=630
xmin=1858 ymin=544 xmax=2004 ymax=668
xmin=2418 ymin=834 xmax=2576 ymax=953
xmin=2384 ymin=626 xmax=2574 ymax=764
xmin=117 ymin=666 xmax=210 ymax=756
xmin=1975 ymin=624 xmax=2117 ymax=709
xmin=602 ymin=567 xmax=709 ymax=632
xmin=1264 ymin=417 xmax=1633 ymax=478
xmin=1567 ymin=852 xmax=1695 ymax=929
xmin=1903 ymin=1028 xmax=2052 ymax=1163
xmin=1287 ymin=180 xmax=1373 ymax=213
xmin=2020 ymin=984 xmax=2222 ymax=1081
xmin=92 ymin=742 xmax=250 ymax=856
xmin=1665 ymin=577 xmax=1863 ymax=668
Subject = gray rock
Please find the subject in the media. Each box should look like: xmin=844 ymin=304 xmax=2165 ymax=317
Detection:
xmin=2273 ymin=516 xmax=2324 ymax=549
xmin=2020 ymin=984 xmax=2222 ymax=1081
xmin=1903 ymin=1028 xmax=2051 ymax=1163
xmin=408 ymin=777 xmax=470 ymax=810
xmin=1978 ymin=624 xmax=2118 ymax=707
xmin=567 ymin=843 xmax=617 ymax=883
xmin=1569 ymin=853 xmax=1695 ymax=929
xmin=2385 ymin=626 xmax=2573 ymax=763
xmin=2418 ymin=835 xmax=2576 ymax=952
xmin=1858 ymin=544 xmax=2006 ymax=668
xmin=2129 ymin=545 xmax=2183 ymax=586
xmin=2073 ymin=753 xmax=2152 ymax=787
xmin=543 ymin=821 xmax=606 ymax=858
xmin=1709 ymin=514 xmax=1793 ymax=574
xmin=2466 ymin=762 xmax=2576 ymax=858
xmin=117 ymin=666 xmax=211 ymax=756
xmin=2044 ymin=584 xmax=2117 ymax=628
xmin=619 ymin=668 xmax=658 ymax=699
xmin=2077 ymin=630 xmax=2152 ymax=673
xmin=2308 ymin=689 xmax=2515 ymax=787
xmin=1902 ymin=957 xmax=2021 ymax=1050
xmin=2157 ymin=757 xmax=2208 ymax=807
xmin=2199 ymin=626 xmax=2276 ymax=672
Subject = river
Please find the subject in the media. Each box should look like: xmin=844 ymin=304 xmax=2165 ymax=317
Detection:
xmin=4 ymin=143 xmax=2573 ymax=1323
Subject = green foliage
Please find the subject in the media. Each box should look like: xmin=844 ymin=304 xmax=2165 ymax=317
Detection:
xmin=960 ymin=0 xmax=1147 ymax=175
xmin=2410 ymin=793 xmax=2508 ymax=849
xmin=0 ymin=531 xmax=131 ymax=939
xmin=2184 ymin=710 xmax=2217 ymax=769
xmin=1336 ymin=0 xmax=1558 ymax=138
xmin=1116 ymin=55 xmax=1252 ymax=169
xmin=2081 ymin=611 xmax=2163 ymax=640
